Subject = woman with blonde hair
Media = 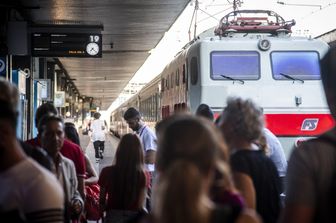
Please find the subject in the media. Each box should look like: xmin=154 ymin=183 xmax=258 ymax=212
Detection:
xmin=219 ymin=97 xmax=281 ymax=223
xmin=151 ymin=115 xmax=259 ymax=223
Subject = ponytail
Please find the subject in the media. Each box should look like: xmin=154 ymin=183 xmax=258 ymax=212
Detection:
xmin=154 ymin=161 xmax=210 ymax=223
xmin=256 ymin=133 xmax=269 ymax=155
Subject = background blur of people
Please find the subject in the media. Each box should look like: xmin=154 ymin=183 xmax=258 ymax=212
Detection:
xmin=0 ymin=99 xmax=64 ymax=222
xmin=196 ymin=103 xmax=214 ymax=122
xmin=280 ymin=46 xmax=336 ymax=223
xmin=219 ymin=97 xmax=281 ymax=223
xmin=151 ymin=115 xmax=260 ymax=223
xmin=0 ymin=78 xmax=53 ymax=171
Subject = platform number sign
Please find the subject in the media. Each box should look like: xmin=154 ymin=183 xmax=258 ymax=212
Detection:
xmin=86 ymin=35 xmax=100 ymax=56
xmin=0 ymin=57 xmax=6 ymax=77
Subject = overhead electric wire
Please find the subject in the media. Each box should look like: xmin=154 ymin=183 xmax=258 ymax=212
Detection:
xmin=198 ymin=7 xmax=220 ymax=22
xmin=188 ymin=2 xmax=197 ymax=41
xmin=194 ymin=0 xmax=199 ymax=39
xmin=197 ymin=6 xmax=233 ymax=23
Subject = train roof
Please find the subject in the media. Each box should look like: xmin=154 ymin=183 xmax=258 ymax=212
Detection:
xmin=214 ymin=10 xmax=295 ymax=36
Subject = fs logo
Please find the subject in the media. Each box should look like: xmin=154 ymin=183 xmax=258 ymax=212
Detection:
xmin=301 ymin=119 xmax=319 ymax=131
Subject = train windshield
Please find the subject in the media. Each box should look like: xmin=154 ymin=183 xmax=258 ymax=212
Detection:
xmin=271 ymin=51 xmax=320 ymax=80
xmin=210 ymin=51 xmax=260 ymax=80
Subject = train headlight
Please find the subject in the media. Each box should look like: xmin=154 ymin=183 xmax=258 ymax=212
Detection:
xmin=258 ymin=39 xmax=271 ymax=51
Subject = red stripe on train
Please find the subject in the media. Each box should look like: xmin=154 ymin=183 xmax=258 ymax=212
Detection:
xmin=265 ymin=114 xmax=335 ymax=136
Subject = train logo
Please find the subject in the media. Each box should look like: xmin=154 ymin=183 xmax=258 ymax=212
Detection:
xmin=301 ymin=119 xmax=319 ymax=131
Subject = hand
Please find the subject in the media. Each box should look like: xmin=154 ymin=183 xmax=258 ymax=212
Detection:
xmin=71 ymin=199 xmax=83 ymax=214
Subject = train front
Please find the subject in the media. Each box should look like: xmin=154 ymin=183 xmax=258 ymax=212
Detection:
xmin=189 ymin=10 xmax=334 ymax=157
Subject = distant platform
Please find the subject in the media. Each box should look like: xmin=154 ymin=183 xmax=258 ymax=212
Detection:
xmin=80 ymin=132 xmax=119 ymax=174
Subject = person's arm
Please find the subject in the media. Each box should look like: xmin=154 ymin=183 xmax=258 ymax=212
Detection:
xmin=279 ymin=143 xmax=316 ymax=223
xmin=236 ymin=208 xmax=261 ymax=223
xmin=77 ymin=176 xmax=86 ymax=200
xmin=279 ymin=205 xmax=314 ymax=223
xmin=145 ymin=150 xmax=156 ymax=164
xmin=98 ymin=167 xmax=108 ymax=211
xmin=99 ymin=186 xmax=107 ymax=212
xmin=25 ymin=170 xmax=65 ymax=223
xmin=233 ymin=172 xmax=256 ymax=209
xmin=75 ymin=147 xmax=87 ymax=199
xmin=143 ymin=130 xmax=157 ymax=165
xmin=84 ymin=155 xmax=98 ymax=185
xmin=69 ymin=162 xmax=84 ymax=218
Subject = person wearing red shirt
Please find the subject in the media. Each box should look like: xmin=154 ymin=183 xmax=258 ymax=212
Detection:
xmin=98 ymin=133 xmax=149 ymax=222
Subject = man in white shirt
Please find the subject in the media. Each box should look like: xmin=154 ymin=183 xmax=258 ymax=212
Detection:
xmin=123 ymin=107 xmax=157 ymax=172
xmin=90 ymin=112 xmax=106 ymax=162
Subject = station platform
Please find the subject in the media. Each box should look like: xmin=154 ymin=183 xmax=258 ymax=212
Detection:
xmin=79 ymin=133 xmax=119 ymax=222
xmin=79 ymin=132 xmax=119 ymax=175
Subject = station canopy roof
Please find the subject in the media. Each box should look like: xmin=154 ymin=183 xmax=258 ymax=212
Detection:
xmin=20 ymin=0 xmax=190 ymax=109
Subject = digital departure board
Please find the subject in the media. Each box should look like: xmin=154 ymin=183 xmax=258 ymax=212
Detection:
xmin=31 ymin=33 xmax=102 ymax=58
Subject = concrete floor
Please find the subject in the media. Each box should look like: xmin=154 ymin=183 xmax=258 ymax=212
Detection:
xmin=80 ymin=132 xmax=119 ymax=175
xmin=79 ymin=132 xmax=119 ymax=223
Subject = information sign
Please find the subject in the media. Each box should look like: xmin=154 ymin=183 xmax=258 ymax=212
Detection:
xmin=31 ymin=33 xmax=102 ymax=57
xmin=54 ymin=91 xmax=66 ymax=107
xmin=18 ymin=70 xmax=26 ymax=95
xmin=36 ymin=79 xmax=51 ymax=100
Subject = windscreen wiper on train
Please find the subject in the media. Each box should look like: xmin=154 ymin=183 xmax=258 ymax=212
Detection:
xmin=279 ymin=73 xmax=304 ymax=84
xmin=220 ymin=74 xmax=245 ymax=84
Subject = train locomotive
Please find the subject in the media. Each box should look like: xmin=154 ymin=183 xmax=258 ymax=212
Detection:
xmin=110 ymin=10 xmax=334 ymax=157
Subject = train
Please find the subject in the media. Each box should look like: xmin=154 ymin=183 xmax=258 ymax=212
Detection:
xmin=110 ymin=10 xmax=335 ymax=157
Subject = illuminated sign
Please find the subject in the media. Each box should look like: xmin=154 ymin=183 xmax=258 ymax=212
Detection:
xmin=54 ymin=91 xmax=66 ymax=107
xmin=31 ymin=33 xmax=102 ymax=57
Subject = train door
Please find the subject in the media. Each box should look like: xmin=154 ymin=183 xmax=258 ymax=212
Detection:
xmin=188 ymin=53 xmax=201 ymax=113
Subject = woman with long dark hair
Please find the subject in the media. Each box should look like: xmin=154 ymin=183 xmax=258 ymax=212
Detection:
xmin=98 ymin=133 xmax=147 ymax=223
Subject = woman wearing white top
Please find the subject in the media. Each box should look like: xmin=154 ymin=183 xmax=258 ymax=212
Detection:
xmin=90 ymin=112 xmax=106 ymax=162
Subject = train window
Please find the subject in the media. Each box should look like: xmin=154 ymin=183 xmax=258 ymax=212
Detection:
xmin=182 ymin=64 xmax=186 ymax=83
xmin=165 ymin=78 xmax=169 ymax=90
xmin=210 ymin=51 xmax=260 ymax=80
xmin=153 ymin=97 xmax=155 ymax=120
xmin=161 ymin=78 xmax=165 ymax=92
xmin=271 ymin=51 xmax=320 ymax=80
xmin=171 ymin=73 xmax=174 ymax=89
xmin=176 ymin=69 xmax=180 ymax=86
xmin=190 ymin=57 xmax=198 ymax=85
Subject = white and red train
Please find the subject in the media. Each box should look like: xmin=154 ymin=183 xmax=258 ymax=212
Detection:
xmin=110 ymin=10 xmax=334 ymax=157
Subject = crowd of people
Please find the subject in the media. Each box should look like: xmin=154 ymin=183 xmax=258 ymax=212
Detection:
xmin=1 ymin=47 xmax=336 ymax=223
